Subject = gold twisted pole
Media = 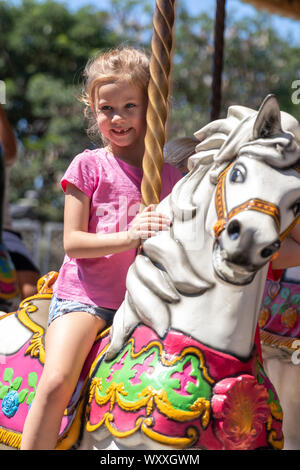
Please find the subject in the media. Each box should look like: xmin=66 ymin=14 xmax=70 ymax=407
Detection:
xmin=141 ymin=0 xmax=176 ymax=207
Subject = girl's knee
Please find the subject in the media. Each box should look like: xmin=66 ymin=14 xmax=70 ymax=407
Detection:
xmin=38 ymin=370 xmax=74 ymax=404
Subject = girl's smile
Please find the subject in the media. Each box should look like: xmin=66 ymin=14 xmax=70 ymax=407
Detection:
xmin=111 ymin=127 xmax=132 ymax=135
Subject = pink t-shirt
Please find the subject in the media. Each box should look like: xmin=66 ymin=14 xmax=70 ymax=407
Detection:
xmin=53 ymin=148 xmax=182 ymax=309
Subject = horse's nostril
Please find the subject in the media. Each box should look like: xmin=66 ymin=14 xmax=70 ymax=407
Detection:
xmin=261 ymin=247 xmax=273 ymax=258
xmin=261 ymin=240 xmax=281 ymax=259
xmin=227 ymin=220 xmax=241 ymax=240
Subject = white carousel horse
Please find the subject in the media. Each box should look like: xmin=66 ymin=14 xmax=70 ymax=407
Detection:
xmin=1 ymin=95 xmax=300 ymax=450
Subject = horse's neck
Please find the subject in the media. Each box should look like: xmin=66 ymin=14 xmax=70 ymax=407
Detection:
xmin=169 ymin=167 xmax=215 ymax=276
xmin=170 ymin=258 xmax=268 ymax=359
xmin=167 ymin=170 xmax=267 ymax=359
xmin=201 ymin=265 xmax=268 ymax=358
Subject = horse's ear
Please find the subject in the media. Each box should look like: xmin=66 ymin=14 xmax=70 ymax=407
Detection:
xmin=253 ymin=94 xmax=282 ymax=139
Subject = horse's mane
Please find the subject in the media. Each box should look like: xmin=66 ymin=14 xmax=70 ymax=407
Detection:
xmin=192 ymin=104 xmax=300 ymax=176
xmin=171 ymin=99 xmax=300 ymax=217
xmin=170 ymin=106 xmax=251 ymax=216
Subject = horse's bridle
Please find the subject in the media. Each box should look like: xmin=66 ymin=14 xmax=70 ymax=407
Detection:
xmin=213 ymin=162 xmax=300 ymax=246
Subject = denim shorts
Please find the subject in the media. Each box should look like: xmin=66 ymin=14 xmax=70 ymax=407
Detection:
xmin=48 ymin=294 xmax=116 ymax=327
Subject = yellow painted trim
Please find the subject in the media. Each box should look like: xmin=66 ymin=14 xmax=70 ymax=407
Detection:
xmin=268 ymin=430 xmax=284 ymax=450
xmin=90 ymin=380 xmax=210 ymax=430
xmin=85 ymin=411 xmax=108 ymax=433
xmin=94 ymin=382 xmax=128 ymax=411
xmin=126 ymin=337 xmax=214 ymax=385
xmin=0 ymin=428 xmax=22 ymax=449
xmin=14 ymin=272 xmax=58 ymax=364
xmin=269 ymin=401 xmax=283 ymax=421
xmin=155 ymin=393 xmax=210 ymax=427
xmin=141 ymin=418 xmax=198 ymax=449
xmin=36 ymin=271 xmax=58 ymax=294
xmin=87 ymin=413 xmax=198 ymax=449
xmin=17 ymin=298 xmax=49 ymax=364
xmin=96 ymin=326 xmax=112 ymax=340
xmin=105 ymin=414 xmax=144 ymax=438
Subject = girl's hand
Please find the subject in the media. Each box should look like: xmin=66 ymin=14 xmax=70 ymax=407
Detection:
xmin=128 ymin=204 xmax=172 ymax=245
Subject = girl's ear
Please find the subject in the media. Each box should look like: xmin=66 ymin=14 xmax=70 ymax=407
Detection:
xmin=253 ymin=94 xmax=282 ymax=139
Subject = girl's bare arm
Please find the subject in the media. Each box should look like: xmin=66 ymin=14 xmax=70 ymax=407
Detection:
xmin=63 ymin=183 xmax=171 ymax=259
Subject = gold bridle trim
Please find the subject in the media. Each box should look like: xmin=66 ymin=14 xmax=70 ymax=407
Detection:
xmin=213 ymin=161 xmax=300 ymax=243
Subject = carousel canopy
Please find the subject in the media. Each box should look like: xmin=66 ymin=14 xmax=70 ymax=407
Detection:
xmin=242 ymin=0 xmax=300 ymax=20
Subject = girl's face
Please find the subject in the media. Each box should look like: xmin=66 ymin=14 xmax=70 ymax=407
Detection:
xmin=95 ymin=80 xmax=147 ymax=160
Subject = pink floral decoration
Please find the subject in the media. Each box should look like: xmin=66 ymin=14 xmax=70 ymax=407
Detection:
xmin=211 ymin=374 xmax=270 ymax=450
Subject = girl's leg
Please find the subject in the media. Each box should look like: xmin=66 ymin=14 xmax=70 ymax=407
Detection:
xmin=20 ymin=311 xmax=106 ymax=450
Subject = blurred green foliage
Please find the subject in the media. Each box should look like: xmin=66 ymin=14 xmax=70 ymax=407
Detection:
xmin=1 ymin=0 xmax=299 ymax=221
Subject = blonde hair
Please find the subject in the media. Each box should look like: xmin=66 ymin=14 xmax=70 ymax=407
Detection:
xmin=80 ymin=46 xmax=150 ymax=141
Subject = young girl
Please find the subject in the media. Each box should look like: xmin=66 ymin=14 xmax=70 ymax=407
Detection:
xmin=21 ymin=47 xmax=182 ymax=450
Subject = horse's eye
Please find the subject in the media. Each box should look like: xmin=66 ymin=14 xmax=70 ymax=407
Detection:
xmin=230 ymin=165 xmax=245 ymax=183
xmin=291 ymin=201 xmax=300 ymax=217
